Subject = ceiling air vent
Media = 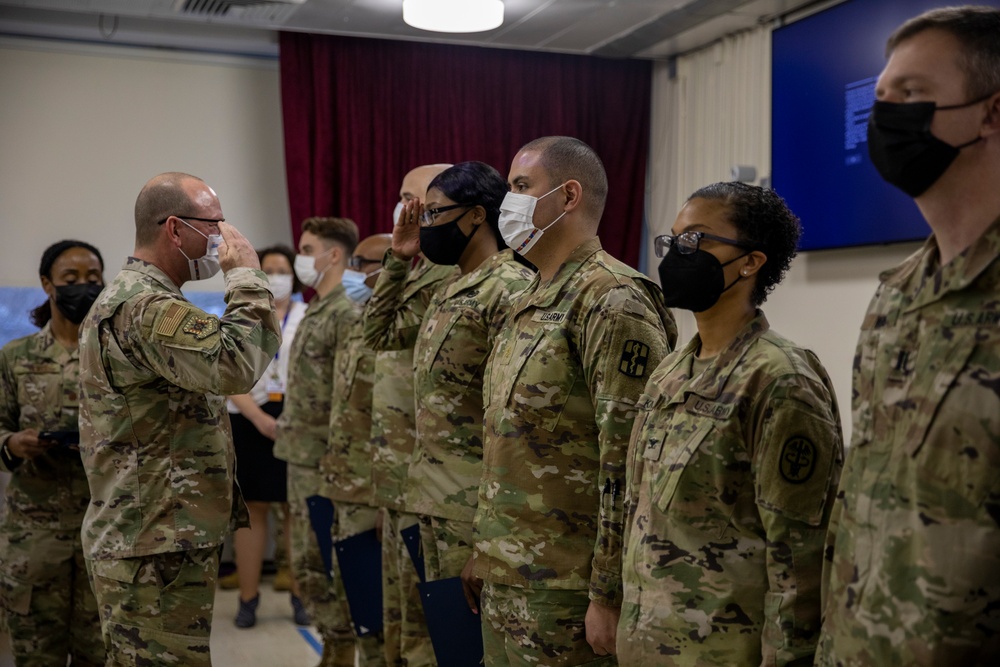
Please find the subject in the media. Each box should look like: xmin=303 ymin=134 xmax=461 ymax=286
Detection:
xmin=176 ymin=0 xmax=305 ymax=24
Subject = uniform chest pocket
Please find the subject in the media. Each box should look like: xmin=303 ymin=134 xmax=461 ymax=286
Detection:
xmin=907 ymin=330 xmax=999 ymax=512
xmin=14 ymin=363 xmax=63 ymax=422
xmin=506 ymin=330 xmax=579 ymax=433
xmin=652 ymin=420 xmax=714 ymax=513
xmin=419 ymin=307 xmax=487 ymax=395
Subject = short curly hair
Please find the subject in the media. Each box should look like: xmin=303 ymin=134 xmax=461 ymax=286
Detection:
xmin=687 ymin=182 xmax=801 ymax=306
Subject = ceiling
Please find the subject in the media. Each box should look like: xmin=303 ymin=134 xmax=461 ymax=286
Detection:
xmin=0 ymin=0 xmax=830 ymax=59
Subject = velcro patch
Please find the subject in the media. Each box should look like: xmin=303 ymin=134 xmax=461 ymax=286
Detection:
xmin=779 ymin=436 xmax=816 ymax=484
xmin=181 ymin=314 xmax=219 ymax=340
xmin=619 ymin=340 xmax=649 ymax=378
xmin=155 ymin=303 xmax=190 ymax=337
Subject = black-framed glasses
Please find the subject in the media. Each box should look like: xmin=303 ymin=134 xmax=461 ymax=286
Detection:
xmin=156 ymin=215 xmax=226 ymax=226
xmin=420 ymin=203 xmax=472 ymax=227
xmin=654 ymin=231 xmax=751 ymax=258
xmin=348 ymin=256 xmax=382 ymax=271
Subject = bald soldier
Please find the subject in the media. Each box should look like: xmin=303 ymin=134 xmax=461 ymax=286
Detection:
xmin=78 ymin=172 xmax=280 ymax=665
xmin=364 ymin=164 xmax=457 ymax=667
xmin=472 ymin=137 xmax=677 ymax=665
xmin=319 ymin=232 xmax=393 ymax=666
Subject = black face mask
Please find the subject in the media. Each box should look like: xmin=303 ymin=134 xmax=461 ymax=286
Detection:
xmin=657 ymin=246 xmax=747 ymax=313
xmin=867 ymin=96 xmax=989 ymax=198
xmin=53 ymin=283 xmax=103 ymax=324
xmin=419 ymin=210 xmax=477 ymax=266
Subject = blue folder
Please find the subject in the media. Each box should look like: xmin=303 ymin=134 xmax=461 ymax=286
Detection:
xmin=400 ymin=522 xmax=426 ymax=583
xmin=333 ymin=528 xmax=383 ymax=636
xmin=305 ymin=495 xmax=335 ymax=577
xmin=418 ymin=576 xmax=484 ymax=667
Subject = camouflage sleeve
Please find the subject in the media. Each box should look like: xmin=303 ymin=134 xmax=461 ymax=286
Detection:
xmin=583 ymin=286 xmax=670 ymax=607
xmin=129 ymin=267 xmax=280 ymax=395
xmin=751 ymin=377 xmax=843 ymax=665
xmin=0 ymin=344 xmax=20 ymax=470
xmin=362 ymin=250 xmax=422 ymax=352
xmin=621 ymin=393 xmax=654 ymax=567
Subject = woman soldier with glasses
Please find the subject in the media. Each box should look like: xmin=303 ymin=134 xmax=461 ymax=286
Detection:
xmin=617 ymin=182 xmax=844 ymax=665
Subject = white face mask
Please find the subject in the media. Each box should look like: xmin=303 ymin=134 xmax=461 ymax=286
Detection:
xmin=178 ymin=218 xmax=222 ymax=281
xmin=498 ymin=183 xmax=567 ymax=255
xmin=267 ymin=273 xmax=294 ymax=301
xmin=342 ymin=269 xmax=373 ymax=303
xmin=294 ymin=247 xmax=333 ymax=288
xmin=393 ymin=201 xmax=404 ymax=226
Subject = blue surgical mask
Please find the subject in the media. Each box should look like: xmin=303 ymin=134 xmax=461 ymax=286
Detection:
xmin=342 ymin=269 xmax=373 ymax=303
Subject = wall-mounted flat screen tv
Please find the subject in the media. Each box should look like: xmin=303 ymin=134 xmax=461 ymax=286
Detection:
xmin=771 ymin=0 xmax=999 ymax=251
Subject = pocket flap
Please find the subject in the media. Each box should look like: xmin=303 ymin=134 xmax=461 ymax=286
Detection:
xmin=0 ymin=576 xmax=32 ymax=615
xmin=90 ymin=557 xmax=142 ymax=584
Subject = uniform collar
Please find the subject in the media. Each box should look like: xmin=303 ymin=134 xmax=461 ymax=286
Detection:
xmin=34 ymin=321 xmax=77 ymax=363
xmin=663 ymin=311 xmax=769 ymax=406
xmin=883 ymin=213 xmax=1000 ymax=312
xmin=438 ymin=249 xmax=516 ymax=302
xmin=309 ymin=282 xmax=348 ymax=310
xmin=521 ymin=237 xmax=603 ymax=311
xmin=122 ymin=257 xmax=184 ymax=297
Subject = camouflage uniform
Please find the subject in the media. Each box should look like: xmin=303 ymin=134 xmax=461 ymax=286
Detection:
xmin=364 ymin=253 xmax=457 ymax=667
xmin=274 ymin=283 xmax=358 ymax=667
xmin=78 ymin=257 xmax=279 ymax=665
xmin=817 ymin=217 xmax=1000 ymax=665
xmin=400 ymin=249 xmax=534 ymax=582
xmin=0 ymin=324 xmax=104 ymax=666
xmin=320 ymin=315 xmax=384 ymax=666
xmin=618 ymin=313 xmax=843 ymax=666
xmin=474 ymin=238 xmax=677 ymax=666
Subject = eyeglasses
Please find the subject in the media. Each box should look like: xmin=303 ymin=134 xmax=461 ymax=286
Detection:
xmin=653 ymin=231 xmax=752 ymax=258
xmin=420 ymin=203 xmax=472 ymax=227
xmin=348 ymin=256 xmax=382 ymax=271
xmin=156 ymin=215 xmax=225 ymax=226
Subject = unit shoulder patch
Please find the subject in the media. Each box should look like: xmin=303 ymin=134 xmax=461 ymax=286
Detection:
xmin=779 ymin=436 xmax=816 ymax=484
xmin=181 ymin=313 xmax=219 ymax=340
xmin=619 ymin=340 xmax=650 ymax=378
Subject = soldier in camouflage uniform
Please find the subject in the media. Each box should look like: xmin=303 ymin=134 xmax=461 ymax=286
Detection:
xmin=319 ymin=233 xmax=393 ymax=666
xmin=817 ymin=8 xmax=1000 ymax=665
xmin=376 ymin=162 xmax=534 ymax=605
xmin=618 ymin=183 xmax=843 ymax=665
xmin=473 ymin=137 xmax=677 ymax=666
xmin=0 ymin=240 xmax=106 ymax=667
xmin=364 ymin=164 xmax=456 ymax=667
xmin=78 ymin=172 xmax=280 ymax=666
xmin=274 ymin=216 xmax=360 ymax=667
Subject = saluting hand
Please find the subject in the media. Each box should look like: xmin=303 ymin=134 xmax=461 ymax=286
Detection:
xmin=217 ymin=222 xmax=262 ymax=273
xmin=391 ymin=199 xmax=423 ymax=261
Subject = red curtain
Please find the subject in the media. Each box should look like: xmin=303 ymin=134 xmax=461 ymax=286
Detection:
xmin=279 ymin=32 xmax=652 ymax=267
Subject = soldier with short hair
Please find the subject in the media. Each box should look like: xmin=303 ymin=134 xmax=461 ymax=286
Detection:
xmin=78 ymin=172 xmax=280 ymax=665
xmin=617 ymin=182 xmax=843 ymax=665
xmin=817 ymin=6 xmax=1000 ymax=665
xmin=472 ymin=136 xmax=677 ymax=665
xmin=274 ymin=215 xmax=361 ymax=667
xmin=0 ymin=240 xmax=106 ymax=667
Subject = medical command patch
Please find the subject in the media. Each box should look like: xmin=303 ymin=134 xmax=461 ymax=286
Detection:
xmin=619 ymin=340 xmax=649 ymax=378
xmin=181 ymin=314 xmax=219 ymax=340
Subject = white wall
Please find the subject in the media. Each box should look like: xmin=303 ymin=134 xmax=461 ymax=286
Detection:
xmin=0 ymin=37 xmax=291 ymax=292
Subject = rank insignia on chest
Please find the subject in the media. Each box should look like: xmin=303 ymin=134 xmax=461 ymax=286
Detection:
xmin=779 ymin=437 xmax=816 ymax=484
xmin=619 ymin=340 xmax=649 ymax=378
xmin=182 ymin=315 xmax=219 ymax=340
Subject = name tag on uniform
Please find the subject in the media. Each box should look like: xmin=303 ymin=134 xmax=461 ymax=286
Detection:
xmin=684 ymin=395 xmax=734 ymax=420
xmin=531 ymin=311 xmax=565 ymax=323
xmin=947 ymin=310 xmax=1000 ymax=328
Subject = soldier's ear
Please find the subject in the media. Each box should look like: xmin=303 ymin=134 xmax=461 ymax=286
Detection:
xmin=40 ymin=275 xmax=55 ymax=299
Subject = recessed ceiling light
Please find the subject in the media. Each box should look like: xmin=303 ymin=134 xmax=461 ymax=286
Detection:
xmin=402 ymin=0 xmax=505 ymax=33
